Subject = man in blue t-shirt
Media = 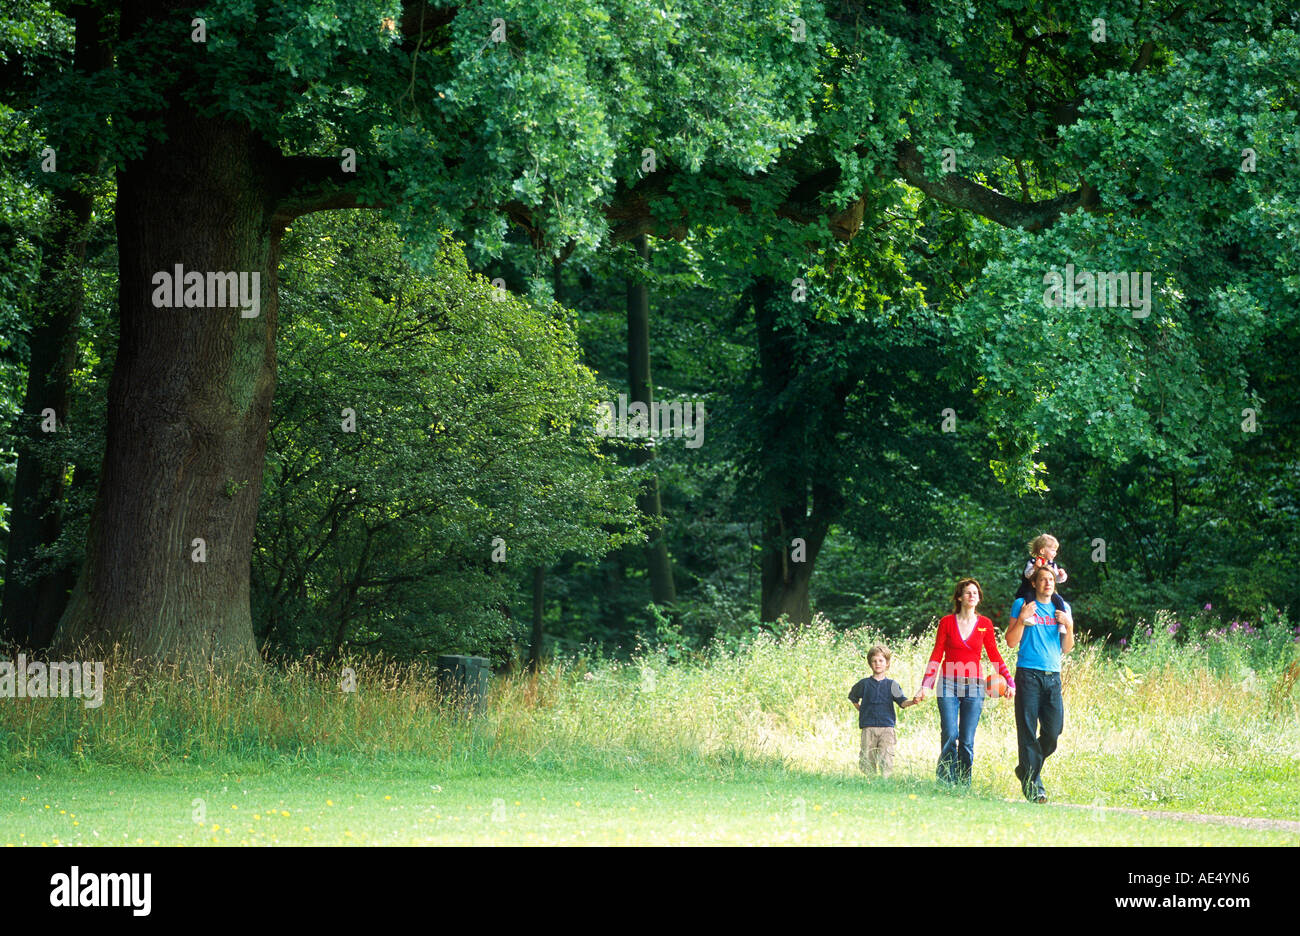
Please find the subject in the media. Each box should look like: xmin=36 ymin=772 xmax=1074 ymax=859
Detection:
xmin=1007 ymin=564 xmax=1075 ymax=803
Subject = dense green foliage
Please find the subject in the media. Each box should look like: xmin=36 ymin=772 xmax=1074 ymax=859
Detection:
xmin=2 ymin=1 xmax=1298 ymax=662
xmin=256 ymin=211 xmax=642 ymax=659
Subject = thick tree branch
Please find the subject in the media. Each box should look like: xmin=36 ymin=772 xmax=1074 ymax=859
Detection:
xmin=601 ymin=162 xmax=864 ymax=245
xmin=1131 ymin=40 xmax=1157 ymax=74
xmin=271 ymin=155 xmax=392 ymax=225
xmin=602 ymin=169 xmax=689 ymax=244
xmin=398 ymin=0 xmax=458 ymax=50
xmin=274 ymin=135 xmax=1091 ymax=249
xmin=894 ymin=141 xmax=1096 ymax=230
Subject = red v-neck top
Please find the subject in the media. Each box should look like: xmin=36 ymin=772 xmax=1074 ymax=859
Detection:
xmin=920 ymin=614 xmax=1013 ymax=690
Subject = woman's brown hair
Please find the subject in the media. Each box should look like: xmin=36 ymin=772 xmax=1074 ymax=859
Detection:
xmin=952 ymin=578 xmax=983 ymax=615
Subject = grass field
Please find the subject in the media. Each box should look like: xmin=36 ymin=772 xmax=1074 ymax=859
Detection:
xmin=10 ymin=759 xmax=1300 ymax=847
xmin=2 ymin=614 xmax=1297 ymax=845
xmin=7 ymin=763 xmax=1298 ymax=846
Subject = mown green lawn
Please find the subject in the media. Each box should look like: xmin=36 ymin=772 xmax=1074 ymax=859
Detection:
xmin=5 ymin=762 xmax=1296 ymax=846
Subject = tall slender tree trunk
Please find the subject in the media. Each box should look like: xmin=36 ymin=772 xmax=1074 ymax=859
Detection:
xmin=751 ymin=277 xmax=838 ymax=625
xmin=528 ymin=566 xmax=545 ymax=670
xmin=2 ymin=1 xmax=110 ymax=650
xmin=52 ymin=49 xmax=280 ymax=665
xmin=626 ymin=234 xmax=677 ymax=606
xmin=3 ymin=186 xmax=94 ymax=650
xmin=523 ymin=258 xmax=572 ymax=670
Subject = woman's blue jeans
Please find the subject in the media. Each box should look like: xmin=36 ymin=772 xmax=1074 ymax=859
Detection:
xmin=936 ymin=676 xmax=984 ymax=785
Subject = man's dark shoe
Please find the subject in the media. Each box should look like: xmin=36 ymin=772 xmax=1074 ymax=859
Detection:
xmin=1015 ymin=764 xmax=1035 ymax=801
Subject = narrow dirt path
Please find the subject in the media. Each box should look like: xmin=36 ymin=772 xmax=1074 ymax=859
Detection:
xmin=1050 ymin=801 xmax=1300 ymax=833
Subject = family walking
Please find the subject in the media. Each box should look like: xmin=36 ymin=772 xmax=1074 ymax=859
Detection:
xmin=848 ymin=535 xmax=1075 ymax=803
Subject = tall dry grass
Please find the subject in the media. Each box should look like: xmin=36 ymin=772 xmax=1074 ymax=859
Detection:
xmin=2 ymin=614 xmax=1296 ymax=810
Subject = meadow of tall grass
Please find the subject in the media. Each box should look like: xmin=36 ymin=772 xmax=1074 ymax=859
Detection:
xmin=2 ymin=611 xmax=1296 ymax=817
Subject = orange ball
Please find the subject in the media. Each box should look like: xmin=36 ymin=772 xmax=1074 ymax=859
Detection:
xmin=985 ymin=673 xmax=1009 ymax=698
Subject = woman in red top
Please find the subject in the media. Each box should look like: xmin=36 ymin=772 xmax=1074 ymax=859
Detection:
xmin=913 ymin=578 xmax=1015 ymax=785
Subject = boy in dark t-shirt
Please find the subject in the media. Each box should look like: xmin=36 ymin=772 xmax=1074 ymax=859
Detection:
xmin=848 ymin=645 xmax=918 ymax=777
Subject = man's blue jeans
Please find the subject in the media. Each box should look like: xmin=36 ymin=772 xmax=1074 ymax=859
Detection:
xmin=1014 ymin=668 xmax=1063 ymax=800
xmin=936 ymin=677 xmax=984 ymax=785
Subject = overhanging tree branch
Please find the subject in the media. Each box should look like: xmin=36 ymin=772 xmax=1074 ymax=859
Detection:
xmin=272 ymin=134 xmax=1094 ymax=250
xmin=271 ymin=156 xmax=393 ymax=225
xmin=894 ymin=141 xmax=1097 ymax=230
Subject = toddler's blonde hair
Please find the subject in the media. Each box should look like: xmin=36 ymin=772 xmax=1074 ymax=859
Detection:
xmin=1027 ymin=533 xmax=1059 ymax=557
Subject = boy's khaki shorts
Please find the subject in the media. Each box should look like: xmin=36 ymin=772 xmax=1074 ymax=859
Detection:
xmin=860 ymin=726 xmax=897 ymax=776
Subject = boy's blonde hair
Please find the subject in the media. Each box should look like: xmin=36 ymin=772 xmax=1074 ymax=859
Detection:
xmin=866 ymin=645 xmax=892 ymax=665
xmin=1030 ymin=564 xmax=1057 ymax=586
xmin=1027 ymin=533 xmax=1059 ymax=556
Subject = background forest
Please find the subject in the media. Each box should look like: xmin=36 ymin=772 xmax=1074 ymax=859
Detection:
xmin=2 ymin=1 xmax=1298 ymax=667
xmin=5 ymin=199 xmax=1296 ymax=663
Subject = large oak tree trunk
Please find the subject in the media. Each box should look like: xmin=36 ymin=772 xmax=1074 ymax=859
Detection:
xmin=760 ymin=544 xmax=816 ymax=624
xmin=53 ymin=93 xmax=279 ymax=666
